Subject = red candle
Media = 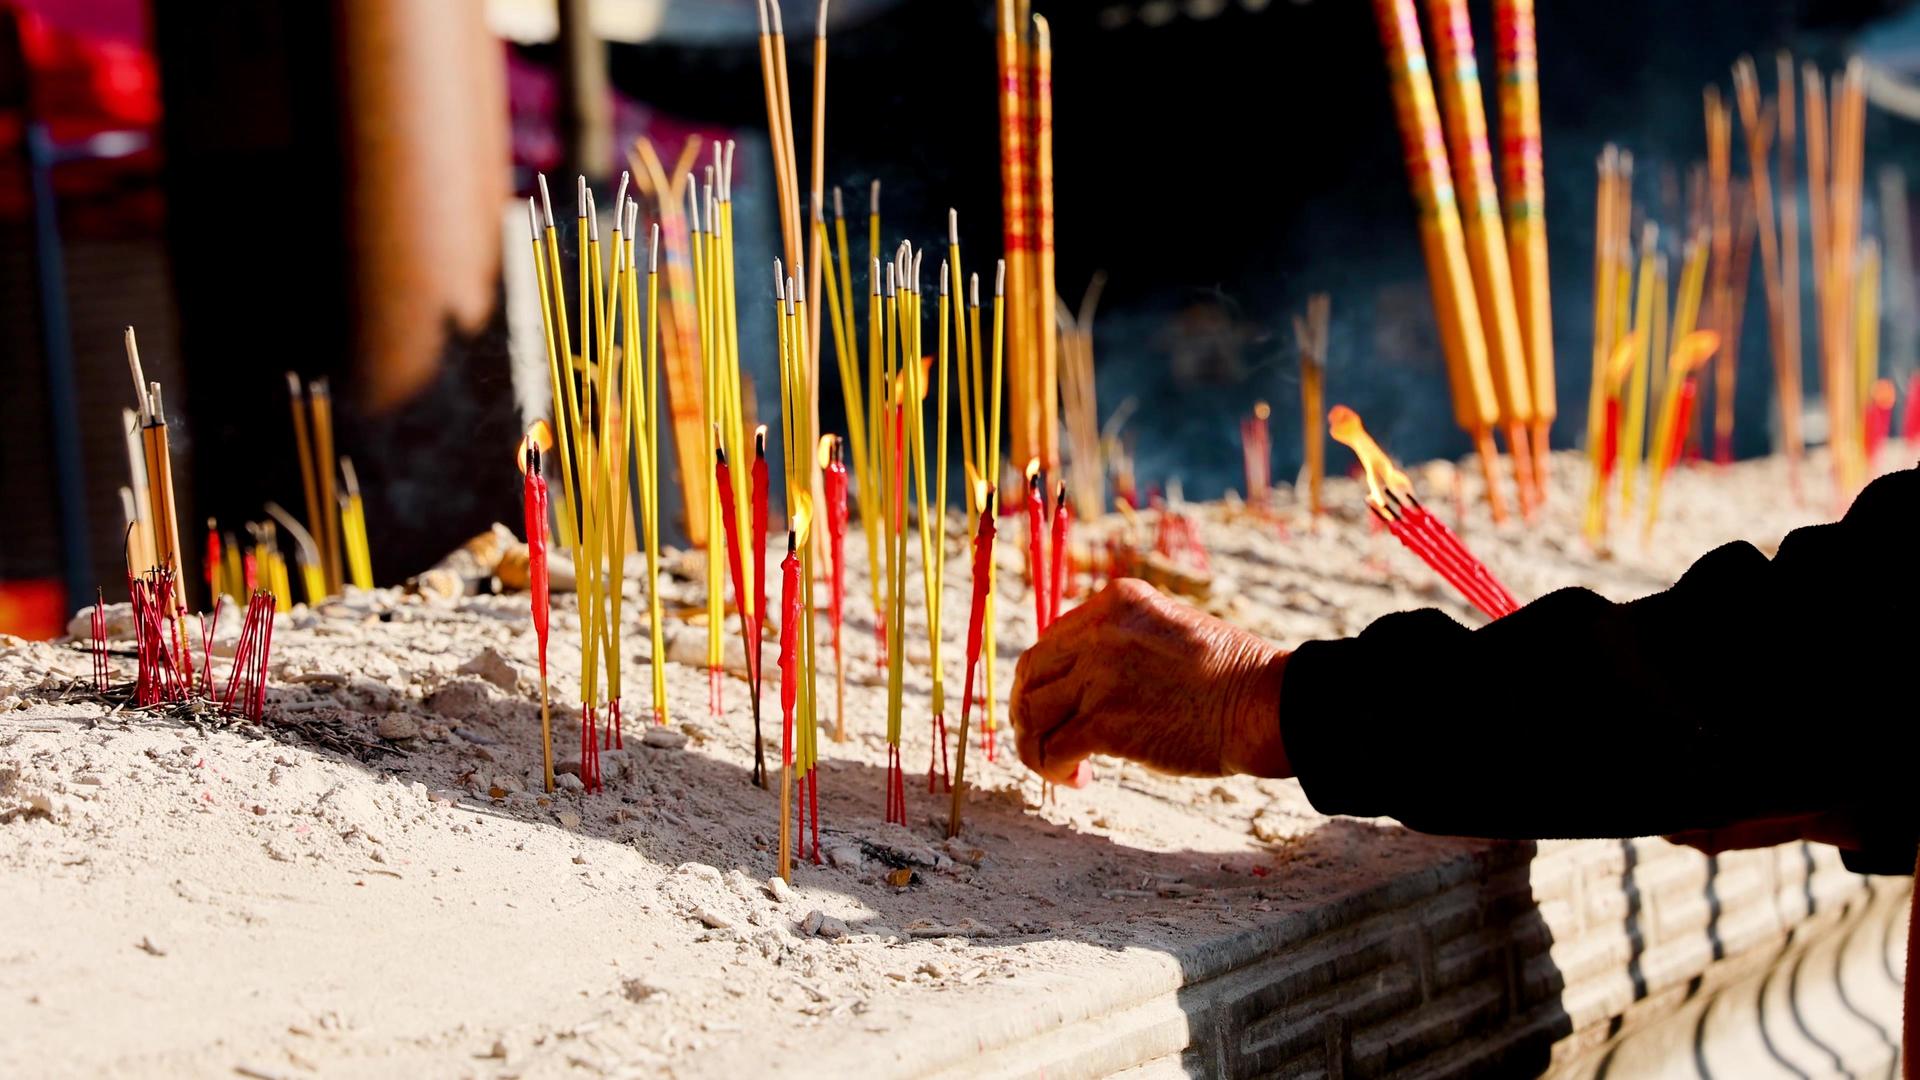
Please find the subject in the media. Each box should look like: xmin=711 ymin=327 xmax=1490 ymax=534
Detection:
xmin=1669 ymin=378 xmax=1698 ymax=468
xmin=1600 ymin=397 xmax=1621 ymax=481
xmin=1025 ymin=461 xmax=1048 ymax=632
xmin=778 ymin=532 xmax=800 ymax=769
xmin=1865 ymin=378 xmax=1895 ymax=468
xmin=749 ymin=426 xmax=770 ymax=721
xmin=717 ymin=443 xmax=767 ymax=788
xmin=822 ymin=436 xmax=849 ymax=676
xmin=523 ymin=445 xmax=550 ymax=682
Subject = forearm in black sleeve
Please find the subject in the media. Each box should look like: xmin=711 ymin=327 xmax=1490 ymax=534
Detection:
xmin=1279 ymin=465 xmax=1919 ymax=843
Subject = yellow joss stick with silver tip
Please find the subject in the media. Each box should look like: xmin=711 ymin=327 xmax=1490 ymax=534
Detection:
xmin=643 ymin=224 xmax=668 ymax=725
xmin=531 ymin=191 xmax=585 ymax=620
xmin=793 ymin=277 xmax=821 ymax=833
xmin=982 ymin=262 xmax=1007 ymax=755
xmin=821 ymin=196 xmax=880 ymax=665
xmin=703 ymin=199 xmax=725 ymax=699
xmin=882 ymin=264 xmax=906 ymax=782
xmin=930 ymin=266 xmax=953 ymax=735
xmin=1619 ymin=225 xmax=1658 ymax=512
xmin=948 ymin=212 xmax=975 ymax=516
xmin=600 ymin=203 xmax=633 ymax=737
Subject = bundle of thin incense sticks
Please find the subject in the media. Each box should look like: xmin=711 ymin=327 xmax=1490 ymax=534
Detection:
xmin=997 ymin=1 xmax=1061 ymax=477
xmin=1057 ymin=273 xmax=1104 ymax=520
xmin=522 ymin=173 xmax=668 ymax=793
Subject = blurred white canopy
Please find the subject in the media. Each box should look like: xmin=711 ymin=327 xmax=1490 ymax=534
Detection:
xmin=485 ymin=0 xmax=897 ymax=46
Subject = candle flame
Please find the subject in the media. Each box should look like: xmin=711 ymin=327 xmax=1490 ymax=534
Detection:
xmin=1253 ymin=401 xmax=1270 ymax=421
xmin=1668 ymin=330 xmax=1719 ymax=377
xmin=966 ymin=462 xmax=991 ymax=512
xmin=514 ymin=421 xmax=555 ymax=475
xmin=1327 ymin=405 xmax=1411 ymax=507
xmin=816 ymin=433 xmax=839 ymax=469
xmin=1872 ymin=377 xmax=1896 ymax=410
xmin=1605 ymin=332 xmax=1643 ymax=392
xmin=791 ymin=497 xmax=814 ymax=545
xmin=1024 ymin=457 xmax=1041 ymax=484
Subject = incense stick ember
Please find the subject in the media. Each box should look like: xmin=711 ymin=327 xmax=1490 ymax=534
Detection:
xmin=1331 ymin=405 xmax=1520 ymax=620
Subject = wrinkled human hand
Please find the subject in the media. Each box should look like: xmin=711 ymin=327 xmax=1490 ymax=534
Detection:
xmin=1010 ymin=578 xmax=1290 ymax=784
xmin=1667 ymin=810 xmax=1868 ymax=856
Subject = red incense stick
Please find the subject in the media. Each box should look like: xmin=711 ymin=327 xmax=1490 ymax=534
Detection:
xmin=947 ymin=491 xmax=997 ymax=837
xmin=91 ymin=589 xmax=109 ymax=693
xmin=1048 ymin=480 xmax=1071 ymax=625
xmin=716 ymin=443 xmax=766 ymax=787
xmin=1902 ymin=373 xmax=1920 ymax=442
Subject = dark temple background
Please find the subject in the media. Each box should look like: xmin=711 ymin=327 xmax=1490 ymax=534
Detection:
xmin=3 ymin=0 xmax=1917 ymax=634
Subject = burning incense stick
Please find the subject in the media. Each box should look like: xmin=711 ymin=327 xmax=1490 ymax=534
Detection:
xmin=1332 ymin=406 xmax=1518 ymax=619
xmin=307 ymin=379 xmax=344 ymax=596
xmin=286 ymin=374 xmax=324 ymax=569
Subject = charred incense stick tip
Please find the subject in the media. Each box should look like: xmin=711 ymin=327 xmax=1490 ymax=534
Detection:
xmin=940 ymin=263 xmax=949 ymax=296
xmin=625 ymin=199 xmax=640 ymax=244
xmin=649 ymin=224 xmax=660 ymax=273
xmin=124 ymin=326 xmax=150 ymax=422
xmin=884 ymin=262 xmax=895 ymax=297
xmin=1640 ymin=222 xmax=1657 ymax=251
xmin=948 ymin=209 xmax=959 ymax=246
xmin=148 ymin=383 xmax=164 ymax=424
xmin=785 ymin=279 xmax=797 ymax=315
xmin=995 ymin=260 xmax=1006 ymax=296
xmin=723 ymin=141 xmax=735 ymax=199
xmin=613 ymin=171 xmax=630 ymax=220
xmin=870 ymin=179 xmax=880 ymax=215
xmin=913 ymin=250 xmax=924 ymax=292
xmin=586 ymin=189 xmax=599 ymax=241
xmin=773 ymin=261 xmax=786 ymax=299
xmin=341 ymin=457 xmax=361 ymax=498
xmin=816 ymin=0 xmax=828 ymax=38
xmin=263 ymin=502 xmax=322 ymax=566
xmin=537 ymin=174 xmax=555 ymax=227
xmin=284 ymin=371 xmax=303 ymax=396
xmin=686 ymin=181 xmax=701 ymax=233
xmin=832 ymin=186 xmax=844 ymax=220
xmin=527 ymin=197 xmax=542 ymax=241
xmin=872 ymin=257 xmax=882 ymax=295
xmin=575 ymin=175 xmax=587 ymax=218
xmin=769 ymin=0 xmax=784 ymax=34
xmin=969 ymin=273 xmax=979 ymax=307
xmin=810 ymin=191 xmax=822 ymax=223
xmin=793 ymin=274 xmax=806 ymax=306
xmin=755 ymin=0 xmax=771 ymax=36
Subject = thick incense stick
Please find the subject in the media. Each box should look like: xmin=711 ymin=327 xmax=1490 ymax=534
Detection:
xmin=1374 ymin=0 xmax=1507 ymax=521
xmin=1495 ymin=0 xmax=1555 ymax=497
xmin=1428 ymin=0 xmax=1535 ymax=515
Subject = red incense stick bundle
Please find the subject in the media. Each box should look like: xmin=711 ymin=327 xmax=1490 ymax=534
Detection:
xmin=1332 ymin=405 xmax=1520 ymax=621
xmin=198 ymin=596 xmax=222 ymax=697
xmin=91 ymin=589 xmax=109 ymax=693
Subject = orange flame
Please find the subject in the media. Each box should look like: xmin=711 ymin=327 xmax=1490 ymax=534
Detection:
xmin=1253 ymin=401 xmax=1271 ymax=421
xmin=790 ymin=498 xmax=814 ymax=546
xmin=1024 ymin=457 xmax=1041 ymax=484
xmin=965 ymin=462 xmax=992 ymax=512
xmin=1327 ymin=405 xmax=1411 ymax=507
xmin=1668 ymin=330 xmax=1719 ymax=378
xmin=1872 ymin=377 xmax=1896 ymax=410
xmin=1605 ymin=332 xmax=1643 ymax=392
xmin=514 ymin=420 xmax=555 ymax=475
xmin=816 ymin=433 xmax=839 ymax=470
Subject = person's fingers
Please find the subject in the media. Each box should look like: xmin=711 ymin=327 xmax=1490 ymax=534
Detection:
xmin=1033 ymin=702 xmax=1107 ymax=784
xmin=1012 ymin=674 xmax=1088 ymax=779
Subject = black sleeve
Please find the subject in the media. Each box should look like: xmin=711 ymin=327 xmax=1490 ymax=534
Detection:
xmin=1279 ymin=464 xmax=1918 ymax=860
